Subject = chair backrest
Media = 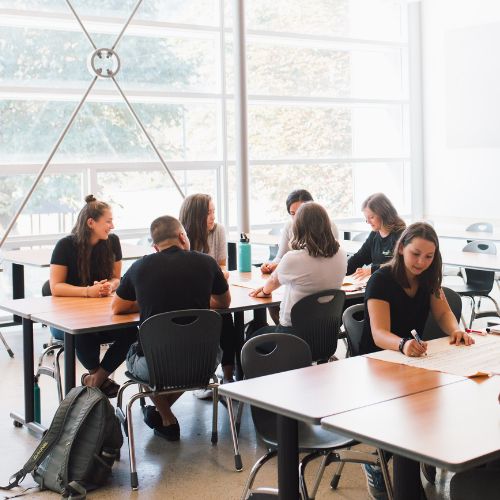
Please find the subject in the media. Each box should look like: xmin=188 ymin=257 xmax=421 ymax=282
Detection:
xmin=267 ymin=226 xmax=282 ymax=261
xmin=42 ymin=280 xmax=51 ymax=296
xmin=466 ymin=222 xmax=493 ymax=233
xmin=139 ymin=309 xmax=222 ymax=390
xmin=352 ymin=231 xmax=370 ymax=242
xmin=342 ymin=304 xmax=365 ymax=357
xmin=241 ymin=333 xmax=312 ymax=442
xmin=462 ymin=240 xmax=496 ymax=289
xmin=290 ymin=289 xmax=345 ymax=362
xmin=422 ymin=287 xmax=462 ymax=341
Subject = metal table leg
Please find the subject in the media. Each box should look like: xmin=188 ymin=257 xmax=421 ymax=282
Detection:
xmin=10 ymin=317 xmax=46 ymax=435
xmin=277 ymin=414 xmax=299 ymax=500
xmin=64 ymin=332 xmax=76 ymax=395
xmin=234 ymin=311 xmax=244 ymax=381
xmin=12 ymin=263 xmax=25 ymax=323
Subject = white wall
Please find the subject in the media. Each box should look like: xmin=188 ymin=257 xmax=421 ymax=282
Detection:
xmin=421 ymin=0 xmax=500 ymax=224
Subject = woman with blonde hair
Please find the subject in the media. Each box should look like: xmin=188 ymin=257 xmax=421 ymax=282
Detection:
xmin=347 ymin=192 xmax=406 ymax=279
xmin=50 ymin=195 xmax=137 ymax=397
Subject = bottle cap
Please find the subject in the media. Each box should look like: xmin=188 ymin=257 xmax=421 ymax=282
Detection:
xmin=240 ymin=232 xmax=249 ymax=243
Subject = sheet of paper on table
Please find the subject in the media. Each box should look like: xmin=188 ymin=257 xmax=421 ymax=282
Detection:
xmin=366 ymin=334 xmax=500 ymax=378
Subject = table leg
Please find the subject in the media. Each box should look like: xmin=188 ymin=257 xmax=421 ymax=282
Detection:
xmin=64 ymin=332 xmax=76 ymax=395
xmin=234 ymin=311 xmax=244 ymax=381
xmin=277 ymin=414 xmax=299 ymax=500
xmin=10 ymin=318 xmax=46 ymax=435
xmin=12 ymin=263 xmax=25 ymax=323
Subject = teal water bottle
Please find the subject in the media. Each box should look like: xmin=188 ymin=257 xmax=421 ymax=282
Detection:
xmin=238 ymin=233 xmax=252 ymax=272
xmin=34 ymin=376 xmax=41 ymax=424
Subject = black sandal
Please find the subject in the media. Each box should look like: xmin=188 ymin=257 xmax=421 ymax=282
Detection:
xmin=99 ymin=378 xmax=120 ymax=398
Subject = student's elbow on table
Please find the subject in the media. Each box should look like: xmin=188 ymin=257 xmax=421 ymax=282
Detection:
xmin=211 ymin=290 xmax=231 ymax=309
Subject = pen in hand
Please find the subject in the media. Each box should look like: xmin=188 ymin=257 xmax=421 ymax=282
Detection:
xmin=410 ymin=329 xmax=427 ymax=356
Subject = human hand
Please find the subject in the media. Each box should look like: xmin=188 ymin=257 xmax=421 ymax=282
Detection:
xmin=93 ymin=280 xmax=111 ymax=297
xmin=403 ymin=338 xmax=427 ymax=357
xmin=249 ymin=286 xmax=271 ymax=298
xmin=352 ymin=267 xmax=371 ymax=280
xmin=260 ymin=262 xmax=277 ymax=274
xmin=449 ymin=329 xmax=475 ymax=346
xmin=223 ymin=270 xmax=230 ymax=280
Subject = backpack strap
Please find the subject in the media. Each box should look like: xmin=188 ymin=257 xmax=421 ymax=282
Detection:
xmin=65 ymin=480 xmax=86 ymax=499
xmin=0 ymin=386 xmax=86 ymax=491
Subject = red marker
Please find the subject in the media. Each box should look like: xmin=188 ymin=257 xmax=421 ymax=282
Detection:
xmin=465 ymin=328 xmax=485 ymax=335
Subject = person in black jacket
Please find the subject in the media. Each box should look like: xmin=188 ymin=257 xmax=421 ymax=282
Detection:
xmin=347 ymin=192 xmax=406 ymax=279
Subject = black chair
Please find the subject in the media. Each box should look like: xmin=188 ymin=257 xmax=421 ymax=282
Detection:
xmin=422 ymin=287 xmax=462 ymax=341
xmin=36 ymin=280 xmax=64 ymax=402
xmin=466 ymin=222 xmax=493 ymax=234
xmin=240 ymin=333 xmax=391 ymax=500
xmin=291 ymin=289 xmax=345 ymax=363
xmin=115 ymin=309 xmax=242 ymax=490
xmin=342 ymin=304 xmax=365 ymax=357
xmin=446 ymin=241 xmax=500 ymax=328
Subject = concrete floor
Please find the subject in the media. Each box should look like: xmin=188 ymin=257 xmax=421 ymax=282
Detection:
xmin=0 ymin=321 xmax=465 ymax=499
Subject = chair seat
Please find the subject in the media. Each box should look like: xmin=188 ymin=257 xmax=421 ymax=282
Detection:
xmin=447 ymin=284 xmax=492 ymax=296
xmin=261 ymin=420 xmax=354 ymax=452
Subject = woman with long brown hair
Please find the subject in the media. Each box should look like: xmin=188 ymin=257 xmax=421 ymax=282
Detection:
xmin=179 ymin=193 xmax=235 ymax=388
xmin=359 ymin=222 xmax=474 ymax=500
xmin=249 ymin=202 xmax=346 ymax=333
xmin=347 ymin=192 xmax=406 ymax=279
xmin=50 ymin=195 xmax=137 ymax=397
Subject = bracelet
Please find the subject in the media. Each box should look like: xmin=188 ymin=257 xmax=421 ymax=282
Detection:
xmin=399 ymin=337 xmax=410 ymax=354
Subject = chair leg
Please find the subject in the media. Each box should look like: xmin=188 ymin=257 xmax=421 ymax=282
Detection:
xmin=211 ymin=385 xmax=218 ymax=444
xmin=0 ymin=331 xmax=14 ymax=358
xmin=377 ymin=448 xmax=393 ymax=500
xmin=235 ymin=400 xmax=244 ymax=435
xmin=330 ymin=460 xmax=346 ymax=489
xmin=240 ymin=450 xmax=277 ymax=500
xmin=54 ymin=347 xmax=64 ymax=403
xmin=226 ymin=396 xmax=243 ymax=471
xmin=299 ymin=451 xmax=327 ymax=500
xmin=126 ymin=393 xmax=144 ymax=490
xmin=469 ymin=297 xmax=476 ymax=329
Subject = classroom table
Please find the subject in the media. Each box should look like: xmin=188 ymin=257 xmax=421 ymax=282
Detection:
xmin=0 ymin=243 xmax=152 ymax=323
xmin=0 ymin=272 xmax=285 ymax=435
xmin=218 ymin=357 xmax=464 ymax=500
xmin=321 ymin=375 xmax=500 ymax=472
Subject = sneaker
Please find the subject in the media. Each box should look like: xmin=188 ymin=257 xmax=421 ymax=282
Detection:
xmin=193 ymin=388 xmax=213 ymax=400
xmin=363 ymin=463 xmax=388 ymax=500
xmin=420 ymin=462 xmax=436 ymax=484
xmin=142 ymin=405 xmax=162 ymax=430
xmin=154 ymin=420 xmax=180 ymax=441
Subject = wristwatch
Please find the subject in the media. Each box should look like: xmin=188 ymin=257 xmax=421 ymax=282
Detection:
xmin=399 ymin=337 xmax=410 ymax=354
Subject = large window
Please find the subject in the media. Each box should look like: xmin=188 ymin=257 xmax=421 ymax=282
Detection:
xmin=0 ymin=0 xmax=409 ymax=241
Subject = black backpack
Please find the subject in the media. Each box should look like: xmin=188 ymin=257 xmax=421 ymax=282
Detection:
xmin=2 ymin=386 xmax=123 ymax=499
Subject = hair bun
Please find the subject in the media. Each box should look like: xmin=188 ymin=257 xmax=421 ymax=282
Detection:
xmin=85 ymin=194 xmax=96 ymax=203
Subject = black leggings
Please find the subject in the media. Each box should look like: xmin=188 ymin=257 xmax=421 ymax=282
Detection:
xmin=51 ymin=326 xmax=137 ymax=373
xmin=220 ymin=313 xmax=237 ymax=367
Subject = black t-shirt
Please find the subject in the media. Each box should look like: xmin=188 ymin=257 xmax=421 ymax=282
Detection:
xmin=50 ymin=233 xmax=122 ymax=286
xmin=346 ymin=229 xmax=403 ymax=275
xmin=116 ymin=246 xmax=228 ymax=326
xmin=359 ymin=266 xmax=431 ymax=355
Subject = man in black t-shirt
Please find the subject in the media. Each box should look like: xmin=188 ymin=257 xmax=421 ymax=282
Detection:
xmin=112 ymin=215 xmax=230 ymax=441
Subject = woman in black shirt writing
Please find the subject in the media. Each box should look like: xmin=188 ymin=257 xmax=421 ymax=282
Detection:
xmin=361 ymin=222 xmax=474 ymax=499
xmin=50 ymin=195 xmax=137 ymax=397
xmin=347 ymin=192 xmax=406 ymax=280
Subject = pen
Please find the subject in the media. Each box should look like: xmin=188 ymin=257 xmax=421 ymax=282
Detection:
xmin=410 ymin=329 xmax=427 ymax=356
xmin=465 ymin=328 xmax=485 ymax=335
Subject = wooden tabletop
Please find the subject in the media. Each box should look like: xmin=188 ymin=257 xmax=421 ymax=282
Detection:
xmin=321 ymin=376 xmax=500 ymax=471
xmin=219 ymin=356 xmax=464 ymax=424
xmin=0 ymin=242 xmax=152 ymax=267
xmin=30 ymin=296 xmax=139 ymax=334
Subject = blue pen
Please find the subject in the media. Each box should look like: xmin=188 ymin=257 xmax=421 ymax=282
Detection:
xmin=410 ymin=329 xmax=427 ymax=356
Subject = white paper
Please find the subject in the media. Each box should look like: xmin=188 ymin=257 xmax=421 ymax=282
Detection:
xmin=366 ymin=334 xmax=500 ymax=378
